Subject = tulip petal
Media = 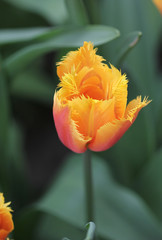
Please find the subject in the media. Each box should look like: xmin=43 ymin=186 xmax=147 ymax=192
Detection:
xmin=0 ymin=212 xmax=14 ymax=238
xmin=0 ymin=229 xmax=9 ymax=240
xmin=88 ymin=118 xmax=131 ymax=152
xmin=89 ymin=96 xmax=151 ymax=152
xmin=0 ymin=194 xmax=14 ymax=240
xmin=57 ymin=73 xmax=79 ymax=101
xmin=53 ymin=93 xmax=91 ymax=153
xmin=110 ymin=64 xmax=128 ymax=118
xmin=57 ymin=42 xmax=105 ymax=79
xmin=54 ymin=42 xmax=151 ymax=153
xmin=69 ymin=96 xmax=116 ymax=139
xmin=78 ymin=68 xmax=105 ymax=100
xmin=57 ymin=51 xmax=78 ymax=80
xmin=125 ymin=96 xmax=151 ymax=122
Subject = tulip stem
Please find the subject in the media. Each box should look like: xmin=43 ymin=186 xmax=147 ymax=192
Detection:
xmin=84 ymin=149 xmax=94 ymax=222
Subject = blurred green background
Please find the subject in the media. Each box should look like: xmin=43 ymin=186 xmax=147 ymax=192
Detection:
xmin=0 ymin=0 xmax=162 ymax=239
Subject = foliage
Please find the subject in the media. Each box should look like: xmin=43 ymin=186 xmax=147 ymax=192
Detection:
xmin=0 ymin=0 xmax=161 ymax=239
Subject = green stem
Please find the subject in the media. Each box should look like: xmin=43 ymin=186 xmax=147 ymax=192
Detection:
xmin=84 ymin=149 xmax=94 ymax=222
xmin=85 ymin=222 xmax=96 ymax=240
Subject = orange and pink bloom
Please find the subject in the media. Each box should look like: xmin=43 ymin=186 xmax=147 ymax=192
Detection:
xmin=53 ymin=42 xmax=150 ymax=153
xmin=0 ymin=193 xmax=14 ymax=240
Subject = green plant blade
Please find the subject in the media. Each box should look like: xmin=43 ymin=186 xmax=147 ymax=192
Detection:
xmin=98 ymin=0 xmax=161 ymax=186
xmin=0 ymin=71 xmax=9 ymax=153
xmin=0 ymin=65 xmax=10 ymax=190
xmin=136 ymin=148 xmax=162 ymax=222
xmin=14 ymin=208 xmax=85 ymax=240
xmin=36 ymin=154 xmax=162 ymax=240
xmin=3 ymin=25 xmax=120 ymax=75
xmin=10 ymin=70 xmax=55 ymax=104
xmin=0 ymin=27 xmax=54 ymax=46
xmin=65 ymin=0 xmax=89 ymax=26
xmin=155 ymin=80 xmax=162 ymax=144
xmin=114 ymin=31 xmax=142 ymax=67
xmin=5 ymin=0 xmax=68 ymax=24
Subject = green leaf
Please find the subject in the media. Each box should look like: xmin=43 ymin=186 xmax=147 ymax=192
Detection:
xmin=98 ymin=0 xmax=161 ymax=184
xmin=100 ymin=0 xmax=161 ymax=95
xmin=5 ymin=121 xmax=29 ymax=207
xmin=65 ymin=0 xmax=89 ymax=26
xmin=37 ymin=214 xmax=84 ymax=240
xmin=3 ymin=25 xmax=120 ymax=76
xmin=5 ymin=0 xmax=68 ymax=25
xmin=136 ymin=148 xmax=162 ymax=222
xmin=10 ymin=70 xmax=55 ymax=104
xmin=14 ymin=208 xmax=42 ymax=240
xmin=0 ymin=71 xmax=9 ymax=153
xmin=14 ymin=208 xmax=85 ymax=240
xmin=82 ymin=0 xmax=99 ymax=24
xmin=0 ymin=27 xmax=55 ymax=46
xmin=0 ymin=61 xmax=27 ymax=201
xmin=0 ymin=55 xmax=10 ymax=189
xmin=37 ymin=154 xmax=162 ymax=240
xmin=155 ymin=79 xmax=162 ymax=144
xmin=114 ymin=31 xmax=142 ymax=67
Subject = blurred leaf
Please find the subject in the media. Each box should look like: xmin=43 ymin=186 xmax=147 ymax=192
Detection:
xmin=0 ymin=55 xmax=10 ymax=190
xmin=0 ymin=71 xmax=9 ymax=152
xmin=15 ymin=208 xmax=85 ymax=240
xmin=10 ymin=70 xmax=55 ymax=104
xmin=6 ymin=122 xmax=24 ymax=177
xmin=0 ymin=0 xmax=48 ymax=29
xmin=6 ymin=121 xmax=29 ymax=208
xmin=5 ymin=0 xmax=68 ymax=25
xmin=135 ymin=148 xmax=162 ymax=222
xmin=36 ymin=214 xmax=85 ymax=240
xmin=0 ymin=56 xmax=27 ymax=200
xmin=36 ymin=154 xmax=162 ymax=240
xmin=99 ymin=0 xmax=161 ymax=139
xmin=3 ymin=25 xmax=120 ymax=75
xmin=65 ymin=0 xmax=89 ymax=26
xmin=98 ymin=0 xmax=161 ymax=184
xmin=114 ymin=31 xmax=142 ymax=67
xmin=83 ymin=0 xmax=99 ymax=24
xmin=0 ymin=27 xmax=55 ymax=46
xmin=155 ymin=79 xmax=162 ymax=145
xmin=100 ymin=0 xmax=161 ymax=95
xmin=14 ymin=208 xmax=41 ymax=240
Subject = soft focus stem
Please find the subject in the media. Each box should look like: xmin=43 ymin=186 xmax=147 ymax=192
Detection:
xmin=85 ymin=222 xmax=96 ymax=240
xmin=84 ymin=149 xmax=94 ymax=222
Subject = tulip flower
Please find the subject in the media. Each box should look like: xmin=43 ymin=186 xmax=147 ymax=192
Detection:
xmin=0 ymin=193 xmax=14 ymax=240
xmin=53 ymin=42 xmax=150 ymax=153
xmin=153 ymin=0 xmax=162 ymax=14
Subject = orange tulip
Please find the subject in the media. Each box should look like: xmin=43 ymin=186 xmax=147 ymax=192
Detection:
xmin=53 ymin=42 xmax=150 ymax=153
xmin=0 ymin=193 xmax=14 ymax=240
xmin=153 ymin=0 xmax=162 ymax=14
